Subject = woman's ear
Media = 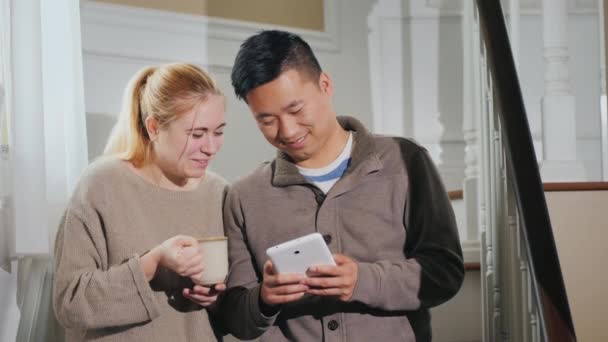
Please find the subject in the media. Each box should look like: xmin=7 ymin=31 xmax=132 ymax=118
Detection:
xmin=145 ymin=116 xmax=159 ymax=141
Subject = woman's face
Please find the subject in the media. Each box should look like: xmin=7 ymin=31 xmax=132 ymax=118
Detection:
xmin=152 ymin=94 xmax=225 ymax=182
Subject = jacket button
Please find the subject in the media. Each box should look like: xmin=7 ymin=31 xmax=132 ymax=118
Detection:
xmin=327 ymin=319 xmax=339 ymax=331
xmin=322 ymin=234 xmax=332 ymax=245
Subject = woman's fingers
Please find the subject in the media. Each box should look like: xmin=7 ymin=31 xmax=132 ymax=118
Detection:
xmin=183 ymin=286 xmax=220 ymax=307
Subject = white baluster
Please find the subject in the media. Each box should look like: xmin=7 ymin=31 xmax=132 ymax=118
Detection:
xmin=507 ymin=188 xmax=522 ymax=341
xmin=470 ymin=7 xmax=491 ymax=339
xmin=473 ymin=2 xmax=546 ymax=339
xmin=490 ymin=100 xmax=504 ymax=342
xmin=480 ymin=42 xmax=494 ymax=341
xmin=494 ymin=119 xmax=511 ymax=341
xmin=517 ymin=224 xmax=531 ymax=342
xmin=600 ymin=0 xmax=608 ymax=181
xmin=520 ymin=262 xmax=530 ymax=342
xmin=463 ymin=0 xmax=480 ymax=244
xmin=527 ymin=247 xmax=540 ymax=342
xmin=539 ymin=0 xmax=586 ymax=180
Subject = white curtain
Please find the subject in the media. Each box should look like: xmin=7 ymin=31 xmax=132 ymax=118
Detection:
xmin=8 ymin=0 xmax=88 ymax=256
xmin=1 ymin=2 xmax=21 ymax=342
xmin=1 ymin=0 xmax=87 ymax=340
xmin=0 ymin=0 xmax=13 ymax=274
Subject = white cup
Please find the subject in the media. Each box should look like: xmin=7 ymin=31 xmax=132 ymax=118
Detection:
xmin=195 ymin=236 xmax=228 ymax=286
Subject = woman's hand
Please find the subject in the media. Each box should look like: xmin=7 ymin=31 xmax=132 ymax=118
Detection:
xmin=141 ymin=235 xmax=203 ymax=281
xmin=183 ymin=283 xmax=226 ymax=307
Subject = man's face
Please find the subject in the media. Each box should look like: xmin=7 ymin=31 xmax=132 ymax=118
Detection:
xmin=245 ymin=69 xmax=335 ymax=167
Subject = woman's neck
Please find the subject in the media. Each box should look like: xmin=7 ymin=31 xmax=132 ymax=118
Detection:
xmin=128 ymin=160 xmax=202 ymax=191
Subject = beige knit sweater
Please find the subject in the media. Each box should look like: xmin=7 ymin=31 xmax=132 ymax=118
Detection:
xmin=53 ymin=157 xmax=228 ymax=341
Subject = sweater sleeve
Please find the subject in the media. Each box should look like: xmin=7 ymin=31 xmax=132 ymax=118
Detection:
xmin=350 ymin=147 xmax=465 ymax=311
xmin=216 ymin=186 xmax=277 ymax=340
xmin=53 ymin=204 xmax=161 ymax=330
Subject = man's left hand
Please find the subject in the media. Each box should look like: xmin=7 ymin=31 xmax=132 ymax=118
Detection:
xmin=303 ymin=254 xmax=358 ymax=301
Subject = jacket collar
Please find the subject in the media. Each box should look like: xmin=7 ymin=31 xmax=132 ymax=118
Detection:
xmin=272 ymin=116 xmax=382 ymax=187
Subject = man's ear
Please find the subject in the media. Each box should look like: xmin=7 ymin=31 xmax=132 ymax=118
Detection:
xmin=318 ymin=72 xmax=333 ymax=96
xmin=145 ymin=116 xmax=159 ymax=141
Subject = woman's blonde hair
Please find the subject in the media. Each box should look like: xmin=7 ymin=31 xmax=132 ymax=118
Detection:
xmin=104 ymin=63 xmax=222 ymax=167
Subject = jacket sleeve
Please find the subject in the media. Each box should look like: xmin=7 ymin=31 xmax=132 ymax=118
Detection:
xmin=216 ymin=186 xmax=277 ymax=340
xmin=53 ymin=204 xmax=161 ymax=330
xmin=351 ymin=146 xmax=464 ymax=311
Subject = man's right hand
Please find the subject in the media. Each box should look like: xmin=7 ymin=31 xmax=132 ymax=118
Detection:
xmin=260 ymin=260 xmax=308 ymax=307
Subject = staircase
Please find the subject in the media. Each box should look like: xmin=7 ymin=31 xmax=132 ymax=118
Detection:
xmin=465 ymin=1 xmax=604 ymax=341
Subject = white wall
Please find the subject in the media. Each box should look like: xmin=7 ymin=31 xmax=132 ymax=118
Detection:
xmin=546 ymin=190 xmax=608 ymax=342
xmin=80 ymin=0 xmax=374 ymax=182
xmin=431 ymin=270 xmax=482 ymax=342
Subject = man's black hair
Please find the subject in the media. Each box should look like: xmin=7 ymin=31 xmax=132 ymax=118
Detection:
xmin=231 ymin=30 xmax=322 ymax=101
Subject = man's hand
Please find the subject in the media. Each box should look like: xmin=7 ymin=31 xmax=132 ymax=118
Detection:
xmin=183 ymin=283 xmax=226 ymax=307
xmin=303 ymin=254 xmax=358 ymax=301
xmin=260 ymin=260 xmax=308 ymax=306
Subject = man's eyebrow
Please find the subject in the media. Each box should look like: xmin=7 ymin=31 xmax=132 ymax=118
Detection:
xmin=255 ymin=113 xmax=273 ymax=120
xmin=282 ymin=100 xmax=303 ymax=111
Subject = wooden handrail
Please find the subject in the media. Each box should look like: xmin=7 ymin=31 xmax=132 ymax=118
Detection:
xmin=464 ymin=262 xmax=480 ymax=271
xmin=450 ymin=182 xmax=608 ymax=199
xmin=448 ymin=190 xmax=463 ymax=200
xmin=544 ymin=182 xmax=608 ymax=192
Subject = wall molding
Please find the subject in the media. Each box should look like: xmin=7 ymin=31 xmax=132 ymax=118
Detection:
xmin=80 ymin=0 xmax=340 ymax=68
xmin=371 ymin=0 xmax=598 ymax=19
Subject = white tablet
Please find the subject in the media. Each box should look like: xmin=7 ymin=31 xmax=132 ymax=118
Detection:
xmin=266 ymin=233 xmax=336 ymax=274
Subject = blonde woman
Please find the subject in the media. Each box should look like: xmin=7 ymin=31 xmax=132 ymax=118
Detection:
xmin=53 ymin=63 xmax=228 ymax=341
